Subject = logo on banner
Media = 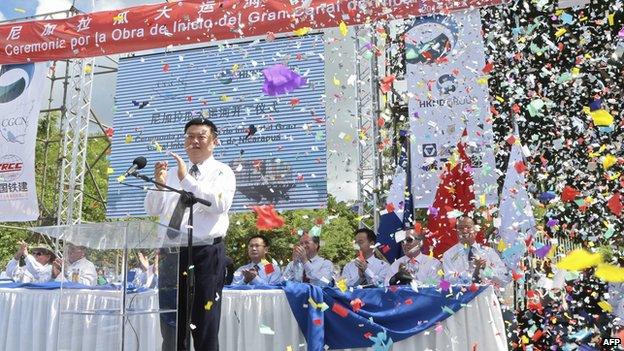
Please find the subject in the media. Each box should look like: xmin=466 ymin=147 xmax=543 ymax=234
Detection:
xmin=152 ymin=76 xmax=188 ymax=101
xmin=436 ymin=74 xmax=456 ymax=95
xmin=422 ymin=143 xmax=437 ymax=157
xmin=0 ymin=63 xmax=35 ymax=103
xmin=467 ymin=145 xmax=484 ymax=168
xmin=0 ymin=154 xmax=24 ymax=182
xmin=406 ymin=15 xmax=459 ymax=65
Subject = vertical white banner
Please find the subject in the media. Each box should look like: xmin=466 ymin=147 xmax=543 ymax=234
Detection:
xmin=0 ymin=62 xmax=46 ymax=221
xmin=407 ymin=10 xmax=497 ymax=208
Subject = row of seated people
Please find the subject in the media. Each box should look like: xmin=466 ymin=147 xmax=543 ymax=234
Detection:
xmin=233 ymin=217 xmax=511 ymax=288
xmin=1 ymin=242 xmax=98 ymax=286
xmin=1 ymin=241 xmax=158 ymax=288
xmin=1 ymin=217 xmax=508 ymax=289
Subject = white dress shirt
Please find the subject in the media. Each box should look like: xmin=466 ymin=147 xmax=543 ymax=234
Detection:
xmin=384 ymin=253 xmax=441 ymax=286
xmin=342 ymin=255 xmax=389 ymax=287
xmin=5 ymin=255 xmax=53 ymax=283
xmin=144 ymin=156 xmax=236 ymax=244
xmin=442 ymin=243 xmax=510 ymax=286
xmin=283 ymin=255 xmax=334 ymax=286
xmin=58 ymin=257 xmax=97 ymax=286
xmin=232 ymin=260 xmax=283 ymax=285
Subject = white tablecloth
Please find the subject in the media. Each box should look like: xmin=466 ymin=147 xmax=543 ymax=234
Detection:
xmin=0 ymin=287 xmax=161 ymax=351
xmin=0 ymin=286 xmax=507 ymax=351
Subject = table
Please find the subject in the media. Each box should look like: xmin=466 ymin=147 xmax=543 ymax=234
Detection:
xmin=0 ymin=286 xmax=507 ymax=351
xmin=220 ymin=286 xmax=508 ymax=351
xmin=0 ymin=287 xmax=161 ymax=351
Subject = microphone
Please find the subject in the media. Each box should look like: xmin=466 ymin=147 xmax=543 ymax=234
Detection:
xmin=125 ymin=156 xmax=147 ymax=176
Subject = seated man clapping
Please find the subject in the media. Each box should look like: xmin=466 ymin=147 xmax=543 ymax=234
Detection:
xmin=342 ymin=228 xmax=389 ymax=287
xmin=5 ymin=241 xmax=56 ymax=283
xmin=283 ymin=233 xmax=334 ymax=286
xmin=53 ymin=244 xmax=97 ymax=286
xmin=385 ymin=228 xmax=441 ymax=286
xmin=232 ymin=235 xmax=283 ymax=285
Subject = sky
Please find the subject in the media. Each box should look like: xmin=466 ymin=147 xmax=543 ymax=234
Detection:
xmin=0 ymin=0 xmax=361 ymax=203
xmin=0 ymin=0 xmax=157 ymax=21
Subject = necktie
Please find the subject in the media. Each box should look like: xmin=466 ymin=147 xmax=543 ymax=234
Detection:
xmin=467 ymin=246 xmax=475 ymax=261
xmin=189 ymin=164 xmax=200 ymax=178
xmin=302 ymin=259 xmax=311 ymax=283
xmin=166 ymin=164 xmax=199 ymax=239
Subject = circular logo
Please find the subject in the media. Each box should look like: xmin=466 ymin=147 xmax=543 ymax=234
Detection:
xmin=0 ymin=63 xmax=35 ymax=104
xmin=406 ymin=16 xmax=459 ymax=65
xmin=436 ymin=74 xmax=457 ymax=95
xmin=0 ymin=154 xmax=24 ymax=182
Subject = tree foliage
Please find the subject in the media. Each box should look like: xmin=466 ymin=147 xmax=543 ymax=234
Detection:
xmin=0 ymin=112 xmax=110 ymax=265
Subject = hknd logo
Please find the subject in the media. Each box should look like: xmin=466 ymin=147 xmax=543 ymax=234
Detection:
xmin=406 ymin=15 xmax=459 ymax=65
xmin=0 ymin=154 xmax=24 ymax=182
xmin=0 ymin=63 xmax=35 ymax=103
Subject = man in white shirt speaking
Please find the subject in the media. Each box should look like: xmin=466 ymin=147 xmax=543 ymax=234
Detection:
xmin=144 ymin=118 xmax=236 ymax=351
xmin=442 ymin=217 xmax=510 ymax=287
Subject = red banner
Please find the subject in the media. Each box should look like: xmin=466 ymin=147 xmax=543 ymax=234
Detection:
xmin=0 ymin=0 xmax=502 ymax=64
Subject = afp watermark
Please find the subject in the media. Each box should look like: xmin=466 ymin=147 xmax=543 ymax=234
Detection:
xmin=603 ymin=337 xmax=622 ymax=349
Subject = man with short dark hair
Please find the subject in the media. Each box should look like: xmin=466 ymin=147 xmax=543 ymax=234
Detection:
xmin=232 ymin=235 xmax=283 ymax=285
xmin=145 ymin=117 xmax=236 ymax=351
xmin=385 ymin=228 xmax=441 ymax=286
xmin=283 ymin=233 xmax=334 ymax=286
xmin=442 ymin=217 xmax=509 ymax=286
xmin=341 ymin=228 xmax=389 ymax=287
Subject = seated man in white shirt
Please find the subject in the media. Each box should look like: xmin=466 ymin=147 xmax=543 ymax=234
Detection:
xmin=342 ymin=228 xmax=390 ymax=287
xmin=53 ymin=244 xmax=97 ymax=286
xmin=232 ymin=235 xmax=283 ymax=285
xmin=385 ymin=229 xmax=441 ymax=286
xmin=283 ymin=233 xmax=334 ymax=286
xmin=5 ymin=241 xmax=55 ymax=283
xmin=442 ymin=217 xmax=510 ymax=286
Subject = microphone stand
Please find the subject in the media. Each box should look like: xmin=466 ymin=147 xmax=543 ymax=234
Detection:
xmin=128 ymin=170 xmax=211 ymax=349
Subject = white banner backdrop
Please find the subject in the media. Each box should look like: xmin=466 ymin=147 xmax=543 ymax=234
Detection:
xmin=0 ymin=63 xmax=46 ymax=221
xmin=407 ymin=10 xmax=498 ymax=208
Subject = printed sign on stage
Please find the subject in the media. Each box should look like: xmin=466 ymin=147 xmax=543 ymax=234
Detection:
xmin=0 ymin=62 xmax=47 ymax=221
xmin=407 ymin=10 xmax=498 ymax=208
xmin=106 ymin=34 xmax=327 ymax=217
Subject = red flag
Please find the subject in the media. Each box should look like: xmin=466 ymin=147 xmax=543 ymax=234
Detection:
xmin=251 ymin=205 xmax=285 ymax=231
xmin=425 ymin=135 xmax=477 ymax=257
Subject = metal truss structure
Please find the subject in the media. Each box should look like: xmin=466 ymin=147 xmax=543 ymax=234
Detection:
xmin=354 ymin=25 xmax=384 ymax=230
xmin=55 ymin=58 xmax=96 ymax=225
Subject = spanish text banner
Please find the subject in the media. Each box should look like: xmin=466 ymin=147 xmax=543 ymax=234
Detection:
xmin=0 ymin=0 xmax=502 ymax=64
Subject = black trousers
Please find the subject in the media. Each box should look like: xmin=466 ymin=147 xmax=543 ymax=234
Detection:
xmin=160 ymin=241 xmax=226 ymax=351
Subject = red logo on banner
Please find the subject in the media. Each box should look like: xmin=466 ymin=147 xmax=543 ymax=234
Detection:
xmin=0 ymin=162 xmax=23 ymax=172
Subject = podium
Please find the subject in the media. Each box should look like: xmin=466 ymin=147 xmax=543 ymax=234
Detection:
xmin=30 ymin=220 xmax=183 ymax=351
